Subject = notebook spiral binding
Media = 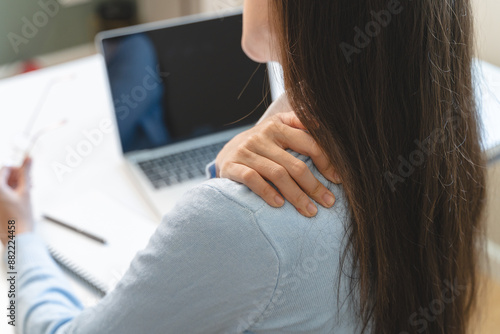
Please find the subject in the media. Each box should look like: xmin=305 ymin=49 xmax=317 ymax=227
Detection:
xmin=47 ymin=245 xmax=108 ymax=296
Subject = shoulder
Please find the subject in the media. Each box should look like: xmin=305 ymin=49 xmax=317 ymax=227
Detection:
xmin=177 ymin=151 xmax=349 ymax=238
xmin=156 ymin=179 xmax=279 ymax=267
xmin=156 ymin=179 xmax=273 ymax=260
xmin=152 ymin=160 xmax=351 ymax=331
xmin=170 ymin=152 xmax=350 ymax=263
xmin=168 ymin=177 xmax=269 ymax=222
xmin=150 ymin=181 xmax=282 ymax=331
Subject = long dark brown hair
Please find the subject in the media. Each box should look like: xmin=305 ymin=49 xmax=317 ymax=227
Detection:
xmin=269 ymin=0 xmax=486 ymax=333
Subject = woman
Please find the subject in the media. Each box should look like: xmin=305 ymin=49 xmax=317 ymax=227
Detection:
xmin=0 ymin=0 xmax=485 ymax=333
xmin=219 ymin=1 xmax=486 ymax=333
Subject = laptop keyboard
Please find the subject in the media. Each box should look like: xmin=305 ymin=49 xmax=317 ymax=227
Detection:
xmin=137 ymin=141 xmax=227 ymax=189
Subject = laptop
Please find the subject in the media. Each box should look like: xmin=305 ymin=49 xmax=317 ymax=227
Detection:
xmin=96 ymin=9 xmax=274 ymax=218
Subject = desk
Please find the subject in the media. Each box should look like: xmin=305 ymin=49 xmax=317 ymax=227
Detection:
xmin=0 ymin=55 xmax=499 ymax=334
xmin=0 ymin=55 xmax=158 ymax=334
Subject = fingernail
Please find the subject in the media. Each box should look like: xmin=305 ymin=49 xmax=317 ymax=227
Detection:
xmin=275 ymin=196 xmax=285 ymax=206
xmin=323 ymin=193 xmax=335 ymax=207
xmin=307 ymin=202 xmax=318 ymax=216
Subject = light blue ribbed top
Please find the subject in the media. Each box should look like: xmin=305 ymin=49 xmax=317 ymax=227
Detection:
xmin=14 ymin=153 xmax=359 ymax=333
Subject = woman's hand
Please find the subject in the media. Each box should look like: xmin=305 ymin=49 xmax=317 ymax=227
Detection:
xmin=216 ymin=112 xmax=341 ymax=217
xmin=0 ymin=157 xmax=34 ymax=246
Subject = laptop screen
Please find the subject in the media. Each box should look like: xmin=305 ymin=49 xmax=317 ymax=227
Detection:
xmin=101 ymin=14 xmax=272 ymax=154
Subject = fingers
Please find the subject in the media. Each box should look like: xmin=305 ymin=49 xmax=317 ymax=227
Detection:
xmin=249 ymin=153 xmax=319 ymax=217
xmin=216 ymin=112 xmax=341 ymax=217
xmin=22 ymin=156 xmax=32 ymax=169
xmin=0 ymin=167 xmax=16 ymax=198
xmin=277 ymin=112 xmax=307 ymax=130
xmin=17 ymin=157 xmax=32 ymax=191
xmin=4 ymin=157 xmax=33 ymax=192
xmin=227 ymin=151 xmax=321 ymax=217
xmin=252 ymin=144 xmax=336 ymax=209
xmin=221 ymin=163 xmax=284 ymax=208
xmin=275 ymin=126 xmax=341 ymax=184
xmin=281 ymin=155 xmax=336 ymax=208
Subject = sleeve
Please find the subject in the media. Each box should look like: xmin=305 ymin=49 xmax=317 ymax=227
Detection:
xmin=18 ymin=184 xmax=280 ymax=334
xmin=205 ymin=159 xmax=217 ymax=179
xmin=15 ymin=233 xmax=84 ymax=334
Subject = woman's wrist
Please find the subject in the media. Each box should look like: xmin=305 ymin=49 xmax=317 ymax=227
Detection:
xmin=1 ymin=219 xmax=34 ymax=246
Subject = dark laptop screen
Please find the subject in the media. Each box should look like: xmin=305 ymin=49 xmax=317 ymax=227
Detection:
xmin=101 ymin=14 xmax=272 ymax=153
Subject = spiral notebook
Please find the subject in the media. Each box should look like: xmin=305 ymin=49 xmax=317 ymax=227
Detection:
xmin=39 ymin=191 xmax=158 ymax=295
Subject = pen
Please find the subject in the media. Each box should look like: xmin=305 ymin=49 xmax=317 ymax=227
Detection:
xmin=42 ymin=214 xmax=107 ymax=245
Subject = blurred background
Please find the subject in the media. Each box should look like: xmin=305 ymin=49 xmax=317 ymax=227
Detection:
xmin=0 ymin=0 xmax=244 ymax=79
xmin=0 ymin=0 xmax=498 ymax=80
xmin=474 ymin=0 xmax=500 ymax=66
xmin=0 ymin=1 xmax=499 ymax=332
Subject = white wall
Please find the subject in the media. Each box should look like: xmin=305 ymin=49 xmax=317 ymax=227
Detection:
xmin=137 ymin=0 xmax=499 ymax=67
xmin=137 ymin=0 xmax=195 ymax=22
xmin=474 ymin=0 xmax=500 ymax=67
xmin=198 ymin=0 xmax=243 ymax=13
xmin=137 ymin=0 xmax=243 ymax=22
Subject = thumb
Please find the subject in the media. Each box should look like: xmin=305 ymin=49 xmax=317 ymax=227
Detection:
xmin=279 ymin=112 xmax=307 ymax=130
xmin=17 ymin=157 xmax=32 ymax=191
xmin=22 ymin=156 xmax=32 ymax=170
